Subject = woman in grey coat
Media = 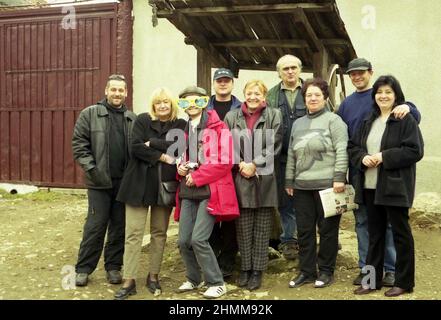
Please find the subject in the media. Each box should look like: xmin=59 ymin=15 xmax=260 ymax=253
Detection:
xmin=224 ymin=80 xmax=282 ymax=291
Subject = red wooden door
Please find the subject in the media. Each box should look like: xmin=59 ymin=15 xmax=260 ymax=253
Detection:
xmin=0 ymin=3 xmax=122 ymax=187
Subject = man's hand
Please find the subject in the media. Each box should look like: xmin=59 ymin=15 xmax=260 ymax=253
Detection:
xmin=285 ymin=188 xmax=294 ymax=196
xmin=392 ymin=104 xmax=410 ymax=119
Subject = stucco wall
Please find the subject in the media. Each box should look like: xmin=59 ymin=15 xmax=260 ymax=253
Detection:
xmin=133 ymin=0 xmax=441 ymax=195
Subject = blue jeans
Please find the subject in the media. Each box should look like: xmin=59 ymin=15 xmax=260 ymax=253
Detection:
xmin=279 ymin=194 xmax=297 ymax=243
xmin=178 ymin=199 xmax=224 ymax=286
xmin=354 ymin=204 xmax=396 ymax=272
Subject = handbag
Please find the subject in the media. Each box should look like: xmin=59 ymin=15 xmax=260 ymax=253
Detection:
xmin=157 ymin=163 xmax=178 ymax=207
xmin=178 ymin=178 xmax=211 ymax=200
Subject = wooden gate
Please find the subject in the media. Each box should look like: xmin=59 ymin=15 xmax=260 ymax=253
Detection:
xmin=0 ymin=3 xmax=132 ymax=187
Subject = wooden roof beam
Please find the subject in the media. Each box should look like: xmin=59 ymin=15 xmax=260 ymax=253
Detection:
xmin=168 ymin=12 xmax=230 ymax=66
xmin=292 ymin=8 xmax=323 ymax=53
xmin=212 ymin=39 xmax=309 ymax=49
xmin=156 ymin=3 xmax=334 ymax=18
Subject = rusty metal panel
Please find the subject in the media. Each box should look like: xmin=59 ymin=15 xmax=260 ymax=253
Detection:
xmin=0 ymin=3 xmax=124 ymax=187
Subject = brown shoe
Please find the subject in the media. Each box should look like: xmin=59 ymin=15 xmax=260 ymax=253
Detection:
xmin=384 ymin=286 xmax=413 ymax=297
xmin=353 ymin=286 xmax=377 ymax=295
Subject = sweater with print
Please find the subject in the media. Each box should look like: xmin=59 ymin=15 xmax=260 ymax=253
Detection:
xmin=285 ymin=108 xmax=348 ymax=190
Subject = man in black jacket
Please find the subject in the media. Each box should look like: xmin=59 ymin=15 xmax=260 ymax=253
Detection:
xmin=72 ymin=74 xmax=137 ymax=286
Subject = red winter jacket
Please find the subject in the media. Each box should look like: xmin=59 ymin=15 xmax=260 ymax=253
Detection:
xmin=174 ymin=110 xmax=240 ymax=222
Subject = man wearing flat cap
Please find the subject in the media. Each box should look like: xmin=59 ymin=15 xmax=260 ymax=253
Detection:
xmin=338 ymin=57 xmax=421 ymax=287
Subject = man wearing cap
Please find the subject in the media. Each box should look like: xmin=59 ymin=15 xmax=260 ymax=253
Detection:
xmin=206 ymin=68 xmax=242 ymax=279
xmin=338 ymin=58 xmax=421 ymax=287
xmin=267 ymin=55 xmax=306 ymax=260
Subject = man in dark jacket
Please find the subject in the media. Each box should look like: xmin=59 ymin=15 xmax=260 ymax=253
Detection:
xmin=267 ymin=55 xmax=306 ymax=260
xmin=71 ymin=74 xmax=137 ymax=286
xmin=207 ymin=68 xmax=241 ymax=279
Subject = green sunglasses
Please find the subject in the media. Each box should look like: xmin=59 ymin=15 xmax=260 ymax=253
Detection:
xmin=177 ymin=96 xmax=209 ymax=109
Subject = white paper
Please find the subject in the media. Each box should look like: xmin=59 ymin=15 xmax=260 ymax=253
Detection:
xmin=319 ymin=184 xmax=358 ymax=218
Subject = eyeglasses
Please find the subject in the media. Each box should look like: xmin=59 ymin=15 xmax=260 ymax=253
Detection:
xmin=177 ymin=96 xmax=209 ymax=109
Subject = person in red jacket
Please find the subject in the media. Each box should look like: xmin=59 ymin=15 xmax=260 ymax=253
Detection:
xmin=174 ymin=86 xmax=239 ymax=299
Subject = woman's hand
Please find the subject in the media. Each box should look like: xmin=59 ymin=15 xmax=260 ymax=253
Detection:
xmin=371 ymin=152 xmax=383 ymax=166
xmin=239 ymin=161 xmax=256 ymax=178
xmin=285 ymin=188 xmax=294 ymax=196
xmin=177 ymin=164 xmax=189 ymax=177
xmin=362 ymin=155 xmax=378 ymax=168
xmin=333 ymin=182 xmax=345 ymax=193
xmin=185 ymin=174 xmax=195 ymax=187
xmin=160 ymin=153 xmax=175 ymax=165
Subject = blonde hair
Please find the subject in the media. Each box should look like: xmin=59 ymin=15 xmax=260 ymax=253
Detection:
xmin=148 ymin=87 xmax=178 ymax=121
xmin=243 ymin=80 xmax=268 ymax=97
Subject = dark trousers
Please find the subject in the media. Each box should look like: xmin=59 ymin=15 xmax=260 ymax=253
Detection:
xmin=294 ymin=189 xmax=341 ymax=277
xmin=209 ymin=220 xmax=238 ymax=273
xmin=76 ymin=179 xmax=125 ymax=274
xmin=364 ymin=190 xmax=415 ymax=290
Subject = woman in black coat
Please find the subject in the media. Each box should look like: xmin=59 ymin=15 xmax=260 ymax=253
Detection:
xmin=114 ymin=88 xmax=186 ymax=299
xmin=349 ymin=75 xmax=423 ymax=297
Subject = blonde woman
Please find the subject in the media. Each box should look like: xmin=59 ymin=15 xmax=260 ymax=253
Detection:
xmin=115 ymin=88 xmax=186 ymax=299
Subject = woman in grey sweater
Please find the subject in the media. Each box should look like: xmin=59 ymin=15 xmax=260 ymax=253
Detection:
xmin=285 ymin=78 xmax=348 ymax=288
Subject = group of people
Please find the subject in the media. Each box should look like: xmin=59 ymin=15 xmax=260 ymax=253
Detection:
xmin=71 ymin=55 xmax=423 ymax=300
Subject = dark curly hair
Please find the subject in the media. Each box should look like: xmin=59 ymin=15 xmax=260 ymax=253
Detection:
xmin=301 ymin=78 xmax=329 ymax=100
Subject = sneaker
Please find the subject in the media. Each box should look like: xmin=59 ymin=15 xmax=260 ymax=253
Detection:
xmin=177 ymin=280 xmax=204 ymax=292
xmin=203 ymin=285 xmax=227 ymax=299
xmin=106 ymin=270 xmax=122 ymax=285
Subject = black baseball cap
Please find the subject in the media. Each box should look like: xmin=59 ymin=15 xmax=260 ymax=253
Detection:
xmin=346 ymin=58 xmax=372 ymax=74
xmin=213 ymin=68 xmax=234 ymax=81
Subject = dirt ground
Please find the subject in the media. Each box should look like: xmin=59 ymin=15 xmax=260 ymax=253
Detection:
xmin=0 ymin=189 xmax=440 ymax=301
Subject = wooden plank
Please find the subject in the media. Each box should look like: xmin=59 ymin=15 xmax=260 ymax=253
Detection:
xmin=41 ymin=111 xmax=52 ymax=182
xmin=53 ymin=111 xmax=64 ymax=183
xmin=30 ymin=110 xmax=42 ymax=182
xmin=63 ymin=110 xmax=75 ymax=183
xmin=156 ymin=3 xmax=334 ymax=17
xmin=313 ymin=47 xmax=330 ymax=79
xmin=292 ymin=8 xmax=323 ymax=53
xmin=92 ymin=18 xmax=100 ymax=104
xmin=212 ymin=39 xmax=308 ymax=48
xmin=0 ymin=112 xmax=10 ymax=180
xmin=167 ymin=12 xmax=229 ymax=66
xmin=20 ymin=111 xmax=31 ymax=181
xmin=0 ymin=25 xmax=4 ymax=110
xmin=197 ymin=48 xmax=211 ymax=93
xmin=9 ymin=111 xmax=20 ymax=180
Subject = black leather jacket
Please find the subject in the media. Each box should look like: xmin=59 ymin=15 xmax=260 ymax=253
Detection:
xmin=72 ymin=102 xmax=137 ymax=189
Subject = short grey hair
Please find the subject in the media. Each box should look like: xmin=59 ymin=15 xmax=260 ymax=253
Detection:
xmin=276 ymin=55 xmax=302 ymax=72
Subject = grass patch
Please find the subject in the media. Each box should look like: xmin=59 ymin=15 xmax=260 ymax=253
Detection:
xmin=0 ymin=189 xmax=86 ymax=202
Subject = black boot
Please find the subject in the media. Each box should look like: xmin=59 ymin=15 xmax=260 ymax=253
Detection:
xmin=238 ymin=270 xmax=251 ymax=287
xmin=247 ymin=271 xmax=262 ymax=291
